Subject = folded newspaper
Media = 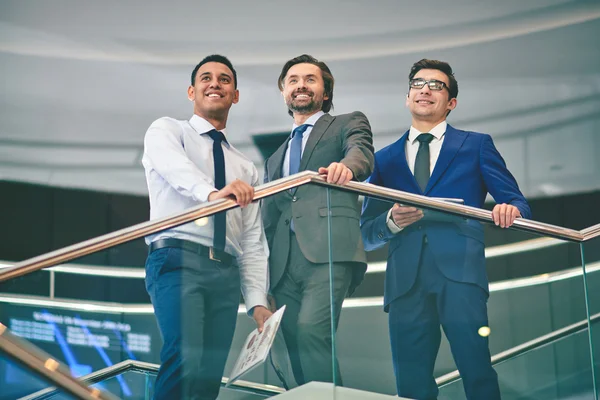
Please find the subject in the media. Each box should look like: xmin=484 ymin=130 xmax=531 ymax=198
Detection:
xmin=226 ymin=305 xmax=286 ymax=387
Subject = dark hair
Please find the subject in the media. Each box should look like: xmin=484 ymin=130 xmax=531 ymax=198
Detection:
xmin=408 ymin=59 xmax=458 ymax=100
xmin=191 ymin=54 xmax=237 ymax=89
xmin=278 ymin=54 xmax=334 ymax=116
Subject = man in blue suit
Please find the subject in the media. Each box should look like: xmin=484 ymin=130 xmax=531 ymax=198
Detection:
xmin=361 ymin=59 xmax=531 ymax=400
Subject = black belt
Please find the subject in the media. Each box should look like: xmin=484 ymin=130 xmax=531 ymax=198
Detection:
xmin=149 ymin=238 xmax=233 ymax=264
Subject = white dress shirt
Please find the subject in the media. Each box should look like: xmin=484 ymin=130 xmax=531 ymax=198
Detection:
xmin=282 ymin=111 xmax=325 ymax=177
xmin=142 ymin=115 xmax=269 ymax=311
xmin=387 ymin=121 xmax=448 ymax=233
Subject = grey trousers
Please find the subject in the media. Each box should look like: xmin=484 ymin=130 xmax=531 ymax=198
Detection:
xmin=272 ymin=232 xmax=353 ymax=386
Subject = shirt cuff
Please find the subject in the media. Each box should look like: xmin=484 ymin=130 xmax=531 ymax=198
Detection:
xmin=193 ymin=184 xmax=218 ymax=203
xmin=244 ymin=292 xmax=269 ymax=316
xmin=386 ymin=208 xmax=403 ymax=234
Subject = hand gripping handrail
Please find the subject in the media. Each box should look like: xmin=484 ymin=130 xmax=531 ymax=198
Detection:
xmin=0 ymin=171 xmax=318 ymax=283
xmin=0 ymin=170 xmax=597 ymax=284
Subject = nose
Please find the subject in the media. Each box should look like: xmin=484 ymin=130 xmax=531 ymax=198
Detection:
xmin=297 ymin=79 xmax=308 ymax=90
xmin=209 ymin=78 xmax=221 ymax=89
xmin=419 ymin=84 xmax=431 ymax=95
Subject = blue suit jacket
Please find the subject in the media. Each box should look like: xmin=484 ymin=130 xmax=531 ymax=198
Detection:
xmin=360 ymin=125 xmax=531 ymax=311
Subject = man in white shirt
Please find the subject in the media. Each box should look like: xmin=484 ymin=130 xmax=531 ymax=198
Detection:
xmin=361 ymin=59 xmax=531 ymax=399
xmin=142 ymin=55 xmax=272 ymax=400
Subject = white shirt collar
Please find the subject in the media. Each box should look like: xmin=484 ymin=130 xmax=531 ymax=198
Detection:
xmin=189 ymin=114 xmax=228 ymax=137
xmin=408 ymin=120 xmax=447 ymax=143
xmin=291 ymin=111 xmax=326 ymax=134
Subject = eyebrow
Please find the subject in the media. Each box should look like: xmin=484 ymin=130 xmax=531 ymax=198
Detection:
xmin=199 ymin=71 xmax=232 ymax=80
xmin=287 ymin=74 xmax=318 ymax=80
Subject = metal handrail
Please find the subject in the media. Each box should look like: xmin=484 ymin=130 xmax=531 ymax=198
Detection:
xmin=0 ymin=323 xmax=118 ymax=400
xmin=581 ymin=223 xmax=600 ymax=241
xmin=0 ymin=171 xmax=318 ymax=283
xmin=436 ymin=312 xmax=600 ymax=387
xmin=309 ymin=176 xmax=586 ymax=241
xmin=20 ymin=359 xmax=285 ymax=400
xmin=1 ymin=171 xmax=596 ymax=285
xmin=0 ymin=235 xmax=572 ymax=279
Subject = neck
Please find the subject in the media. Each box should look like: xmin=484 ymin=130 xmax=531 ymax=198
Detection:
xmin=293 ymin=110 xmax=321 ymax=126
xmin=195 ymin=110 xmax=228 ymax=131
xmin=411 ymin=117 xmax=445 ymax=133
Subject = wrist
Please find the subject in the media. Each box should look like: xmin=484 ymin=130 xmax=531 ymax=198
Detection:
xmin=207 ymin=190 xmax=219 ymax=202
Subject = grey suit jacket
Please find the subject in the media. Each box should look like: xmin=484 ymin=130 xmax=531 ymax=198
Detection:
xmin=262 ymin=111 xmax=374 ymax=290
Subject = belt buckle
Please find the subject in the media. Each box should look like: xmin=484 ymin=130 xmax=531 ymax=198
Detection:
xmin=209 ymin=247 xmax=222 ymax=263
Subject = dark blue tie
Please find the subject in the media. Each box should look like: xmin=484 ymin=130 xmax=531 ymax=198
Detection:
xmin=207 ymin=129 xmax=227 ymax=251
xmin=414 ymin=133 xmax=434 ymax=193
xmin=289 ymin=124 xmax=309 ymax=176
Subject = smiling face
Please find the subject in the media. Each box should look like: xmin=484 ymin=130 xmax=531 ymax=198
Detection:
xmin=281 ymin=63 xmax=329 ymax=117
xmin=187 ymin=61 xmax=239 ymax=124
xmin=406 ymin=68 xmax=456 ymax=126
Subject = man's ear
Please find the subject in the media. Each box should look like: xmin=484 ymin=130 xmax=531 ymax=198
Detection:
xmin=232 ymin=89 xmax=240 ymax=104
xmin=447 ymin=97 xmax=457 ymax=113
xmin=187 ymin=85 xmax=194 ymax=101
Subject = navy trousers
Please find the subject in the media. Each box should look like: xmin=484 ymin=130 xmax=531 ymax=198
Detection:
xmin=145 ymin=247 xmax=240 ymax=400
xmin=388 ymin=240 xmax=500 ymax=400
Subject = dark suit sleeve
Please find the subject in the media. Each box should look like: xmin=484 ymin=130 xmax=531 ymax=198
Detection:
xmin=360 ymin=157 xmax=397 ymax=251
xmin=340 ymin=111 xmax=374 ymax=182
xmin=480 ymin=134 xmax=532 ymax=219
xmin=261 ymin=158 xmax=279 ymax=247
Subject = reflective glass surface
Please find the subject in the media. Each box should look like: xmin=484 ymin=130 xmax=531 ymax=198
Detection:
xmin=439 ymin=327 xmax=595 ymax=399
xmin=332 ymin=189 xmax=591 ymax=398
xmin=582 ymin=233 xmax=600 ymax=398
xmin=0 ymin=353 xmax=76 ymax=400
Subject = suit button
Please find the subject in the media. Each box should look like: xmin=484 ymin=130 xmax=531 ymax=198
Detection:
xmin=285 ymin=219 xmax=290 ymax=225
xmin=418 ymin=226 xmax=422 ymax=230
xmin=424 ymin=235 xmax=428 ymax=244
xmin=292 ymin=196 xmax=297 ymax=202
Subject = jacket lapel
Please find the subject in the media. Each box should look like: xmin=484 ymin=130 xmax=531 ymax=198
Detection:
xmin=425 ymin=124 xmax=467 ymax=194
xmin=269 ymin=137 xmax=290 ymax=182
xmin=392 ymin=130 xmax=421 ymax=193
xmin=298 ymin=113 xmax=334 ymax=172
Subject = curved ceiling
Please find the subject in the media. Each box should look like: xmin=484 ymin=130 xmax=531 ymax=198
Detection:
xmin=0 ymin=0 xmax=599 ymax=198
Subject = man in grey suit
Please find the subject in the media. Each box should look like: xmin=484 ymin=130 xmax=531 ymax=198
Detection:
xmin=262 ymin=54 xmax=374 ymax=386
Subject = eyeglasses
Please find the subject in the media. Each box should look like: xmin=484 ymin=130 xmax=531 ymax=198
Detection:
xmin=409 ymin=78 xmax=448 ymax=91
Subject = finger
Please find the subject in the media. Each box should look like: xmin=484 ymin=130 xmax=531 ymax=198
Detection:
xmin=340 ymin=168 xmax=353 ymax=185
xmin=393 ymin=206 xmax=417 ymax=216
xmin=329 ymin=163 xmax=342 ymax=183
xmin=241 ymin=186 xmax=254 ymax=207
xmin=318 ymin=167 xmax=328 ymax=175
xmin=492 ymin=205 xmax=500 ymax=226
xmin=499 ymin=204 xmax=508 ymax=228
xmin=507 ymin=207 xmax=520 ymax=227
xmin=256 ymin=317 xmax=264 ymax=333
xmin=334 ymin=167 xmax=348 ymax=185
xmin=231 ymin=186 xmax=246 ymax=206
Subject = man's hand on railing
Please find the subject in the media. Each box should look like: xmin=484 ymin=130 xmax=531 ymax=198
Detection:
xmin=492 ymin=203 xmax=522 ymax=228
xmin=318 ymin=162 xmax=354 ymax=185
xmin=208 ymin=179 xmax=255 ymax=207
xmin=252 ymin=305 xmax=273 ymax=333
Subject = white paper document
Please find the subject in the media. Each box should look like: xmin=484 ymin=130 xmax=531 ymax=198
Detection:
xmin=226 ymin=305 xmax=286 ymax=387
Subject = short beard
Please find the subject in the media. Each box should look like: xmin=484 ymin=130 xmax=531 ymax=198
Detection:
xmin=287 ymin=99 xmax=322 ymax=115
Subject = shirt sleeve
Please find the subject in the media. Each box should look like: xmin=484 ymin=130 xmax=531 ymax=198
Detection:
xmin=237 ymin=167 xmax=270 ymax=314
xmin=143 ymin=118 xmax=217 ymax=202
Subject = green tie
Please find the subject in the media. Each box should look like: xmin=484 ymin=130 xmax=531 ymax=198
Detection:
xmin=414 ymin=133 xmax=434 ymax=193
